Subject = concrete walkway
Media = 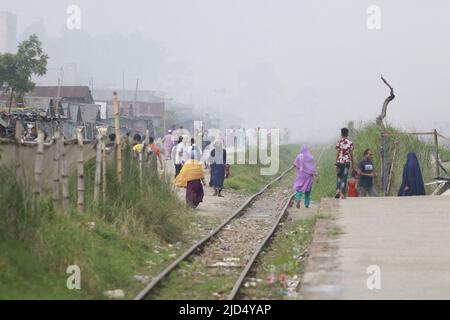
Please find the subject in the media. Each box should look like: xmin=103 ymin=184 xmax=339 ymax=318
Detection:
xmin=300 ymin=196 xmax=450 ymax=300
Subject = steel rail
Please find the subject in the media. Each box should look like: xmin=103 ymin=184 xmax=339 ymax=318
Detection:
xmin=227 ymin=193 xmax=295 ymax=300
xmin=134 ymin=165 xmax=294 ymax=300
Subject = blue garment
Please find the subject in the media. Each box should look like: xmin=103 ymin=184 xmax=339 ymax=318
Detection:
xmin=398 ymin=152 xmax=425 ymax=196
xmin=295 ymin=191 xmax=311 ymax=208
xmin=336 ymin=163 xmax=350 ymax=194
xmin=358 ymin=159 xmax=374 ymax=188
xmin=210 ymin=148 xmax=226 ymax=189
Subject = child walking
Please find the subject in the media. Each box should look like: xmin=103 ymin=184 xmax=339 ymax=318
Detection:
xmin=347 ymin=170 xmax=359 ymax=197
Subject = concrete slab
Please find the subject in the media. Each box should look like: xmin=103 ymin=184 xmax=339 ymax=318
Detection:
xmin=300 ymin=196 xmax=450 ymax=300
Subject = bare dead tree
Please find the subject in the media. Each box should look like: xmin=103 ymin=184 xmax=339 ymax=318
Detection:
xmin=376 ymin=75 xmax=396 ymax=128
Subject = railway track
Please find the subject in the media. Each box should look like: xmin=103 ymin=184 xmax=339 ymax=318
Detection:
xmin=134 ymin=166 xmax=295 ymax=300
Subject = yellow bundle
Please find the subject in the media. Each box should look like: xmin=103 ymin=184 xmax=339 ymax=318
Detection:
xmin=175 ymin=160 xmax=204 ymax=187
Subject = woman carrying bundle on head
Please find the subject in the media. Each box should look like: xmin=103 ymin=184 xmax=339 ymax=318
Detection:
xmin=175 ymin=150 xmax=206 ymax=208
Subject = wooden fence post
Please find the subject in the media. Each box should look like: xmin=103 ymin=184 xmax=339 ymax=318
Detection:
xmin=94 ymin=133 xmax=102 ymax=204
xmin=97 ymin=126 xmax=109 ymax=201
xmin=102 ymin=141 xmax=107 ymax=201
xmin=379 ymin=134 xmax=384 ymax=192
xmin=113 ymin=92 xmax=122 ymax=183
xmin=52 ymin=128 xmax=61 ymax=205
xmin=387 ymin=142 xmax=398 ymax=195
xmin=145 ymin=128 xmax=150 ymax=169
xmin=434 ymin=129 xmax=440 ymax=177
xmin=60 ymin=133 xmax=69 ymax=214
xmin=76 ymin=127 xmax=84 ymax=213
xmin=139 ymin=149 xmax=143 ymax=184
xmin=34 ymin=130 xmax=45 ymax=198
xmin=14 ymin=121 xmax=23 ymax=175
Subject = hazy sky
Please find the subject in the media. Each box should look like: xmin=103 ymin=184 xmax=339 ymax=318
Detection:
xmin=3 ymin=0 xmax=450 ymax=141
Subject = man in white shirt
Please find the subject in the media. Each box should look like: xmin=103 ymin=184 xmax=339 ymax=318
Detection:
xmin=187 ymin=137 xmax=202 ymax=162
xmin=173 ymin=136 xmax=187 ymax=177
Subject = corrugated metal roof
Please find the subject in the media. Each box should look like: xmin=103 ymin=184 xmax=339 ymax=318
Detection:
xmin=103 ymin=101 xmax=164 ymax=119
xmin=27 ymin=86 xmax=94 ymax=103
xmin=80 ymin=105 xmax=100 ymax=123
xmin=67 ymin=103 xmax=100 ymax=123
xmin=93 ymin=89 xmax=164 ymax=103
xmin=0 ymin=117 xmax=7 ymax=127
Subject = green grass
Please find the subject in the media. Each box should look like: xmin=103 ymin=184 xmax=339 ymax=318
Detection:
xmin=326 ymin=227 xmax=345 ymax=236
xmin=0 ymin=146 xmax=197 ymax=299
xmin=0 ymin=233 xmax=90 ymax=299
xmin=352 ymin=123 xmax=450 ymax=195
xmin=150 ymin=259 xmax=238 ymax=300
xmin=70 ymin=147 xmax=187 ymax=241
xmin=225 ymin=145 xmax=298 ymax=193
xmin=309 ymin=145 xmax=337 ymax=200
xmin=0 ymin=219 xmax=176 ymax=299
xmin=316 ymin=213 xmax=335 ymax=220
xmin=239 ymin=216 xmax=316 ymax=299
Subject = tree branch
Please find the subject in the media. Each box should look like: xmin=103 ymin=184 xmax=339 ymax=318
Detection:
xmin=376 ymin=75 xmax=396 ymax=127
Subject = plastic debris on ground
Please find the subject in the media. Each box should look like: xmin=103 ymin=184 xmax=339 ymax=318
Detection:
xmin=104 ymin=289 xmax=125 ymax=299
xmin=133 ymin=274 xmax=152 ymax=284
xmin=208 ymin=261 xmax=242 ymax=268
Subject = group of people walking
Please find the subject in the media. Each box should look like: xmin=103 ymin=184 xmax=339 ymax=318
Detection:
xmin=132 ymin=124 xmax=428 ymax=211
xmin=171 ymin=132 xmax=227 ymax=208
xmin=131 ymin=133 xmax=164 ymax=172
xmin=293 ymin=127 xmax=426 ymax=209
xmin=130 ymin=126 xmax=229 ymax=209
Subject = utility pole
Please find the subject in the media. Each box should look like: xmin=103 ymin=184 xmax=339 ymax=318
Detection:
xmin=134 ymin=78 xmax=139 ymax=106
xmin=434 ymin=129 xmax=440 ymax=177
xmin=57 ymin=67 xmax=64 ymax=102
xmin=90 ymin=77 xmax=94 ymax=93
xmin=8 ymin=87 xmax=14 ymax=113
xmin=122 ymin=72 xmax=125 ymax=93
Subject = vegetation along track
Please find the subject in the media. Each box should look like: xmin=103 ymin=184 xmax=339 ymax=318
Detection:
xmin=134 ymin=166 xmax=295 ymax=300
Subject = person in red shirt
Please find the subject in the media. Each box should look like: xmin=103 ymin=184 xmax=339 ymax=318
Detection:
xmin=335 ymin=128 xmax=355 ymax=199
xmin=347 ymin=170 xmax=359 ymax=197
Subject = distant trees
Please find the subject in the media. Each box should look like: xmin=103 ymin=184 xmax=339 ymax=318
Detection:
xmin=0 ymin=34 xmax=48 ymax=108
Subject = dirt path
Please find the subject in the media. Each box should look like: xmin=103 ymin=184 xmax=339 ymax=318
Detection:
xmin=162 ymin=159 xmax=249 ymax=219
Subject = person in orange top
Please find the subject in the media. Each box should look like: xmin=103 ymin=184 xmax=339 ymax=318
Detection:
xmin=347 ymin=170 xmax=359 ymax=197
xmin=148 ymin=137 xmax=163 ymax=171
